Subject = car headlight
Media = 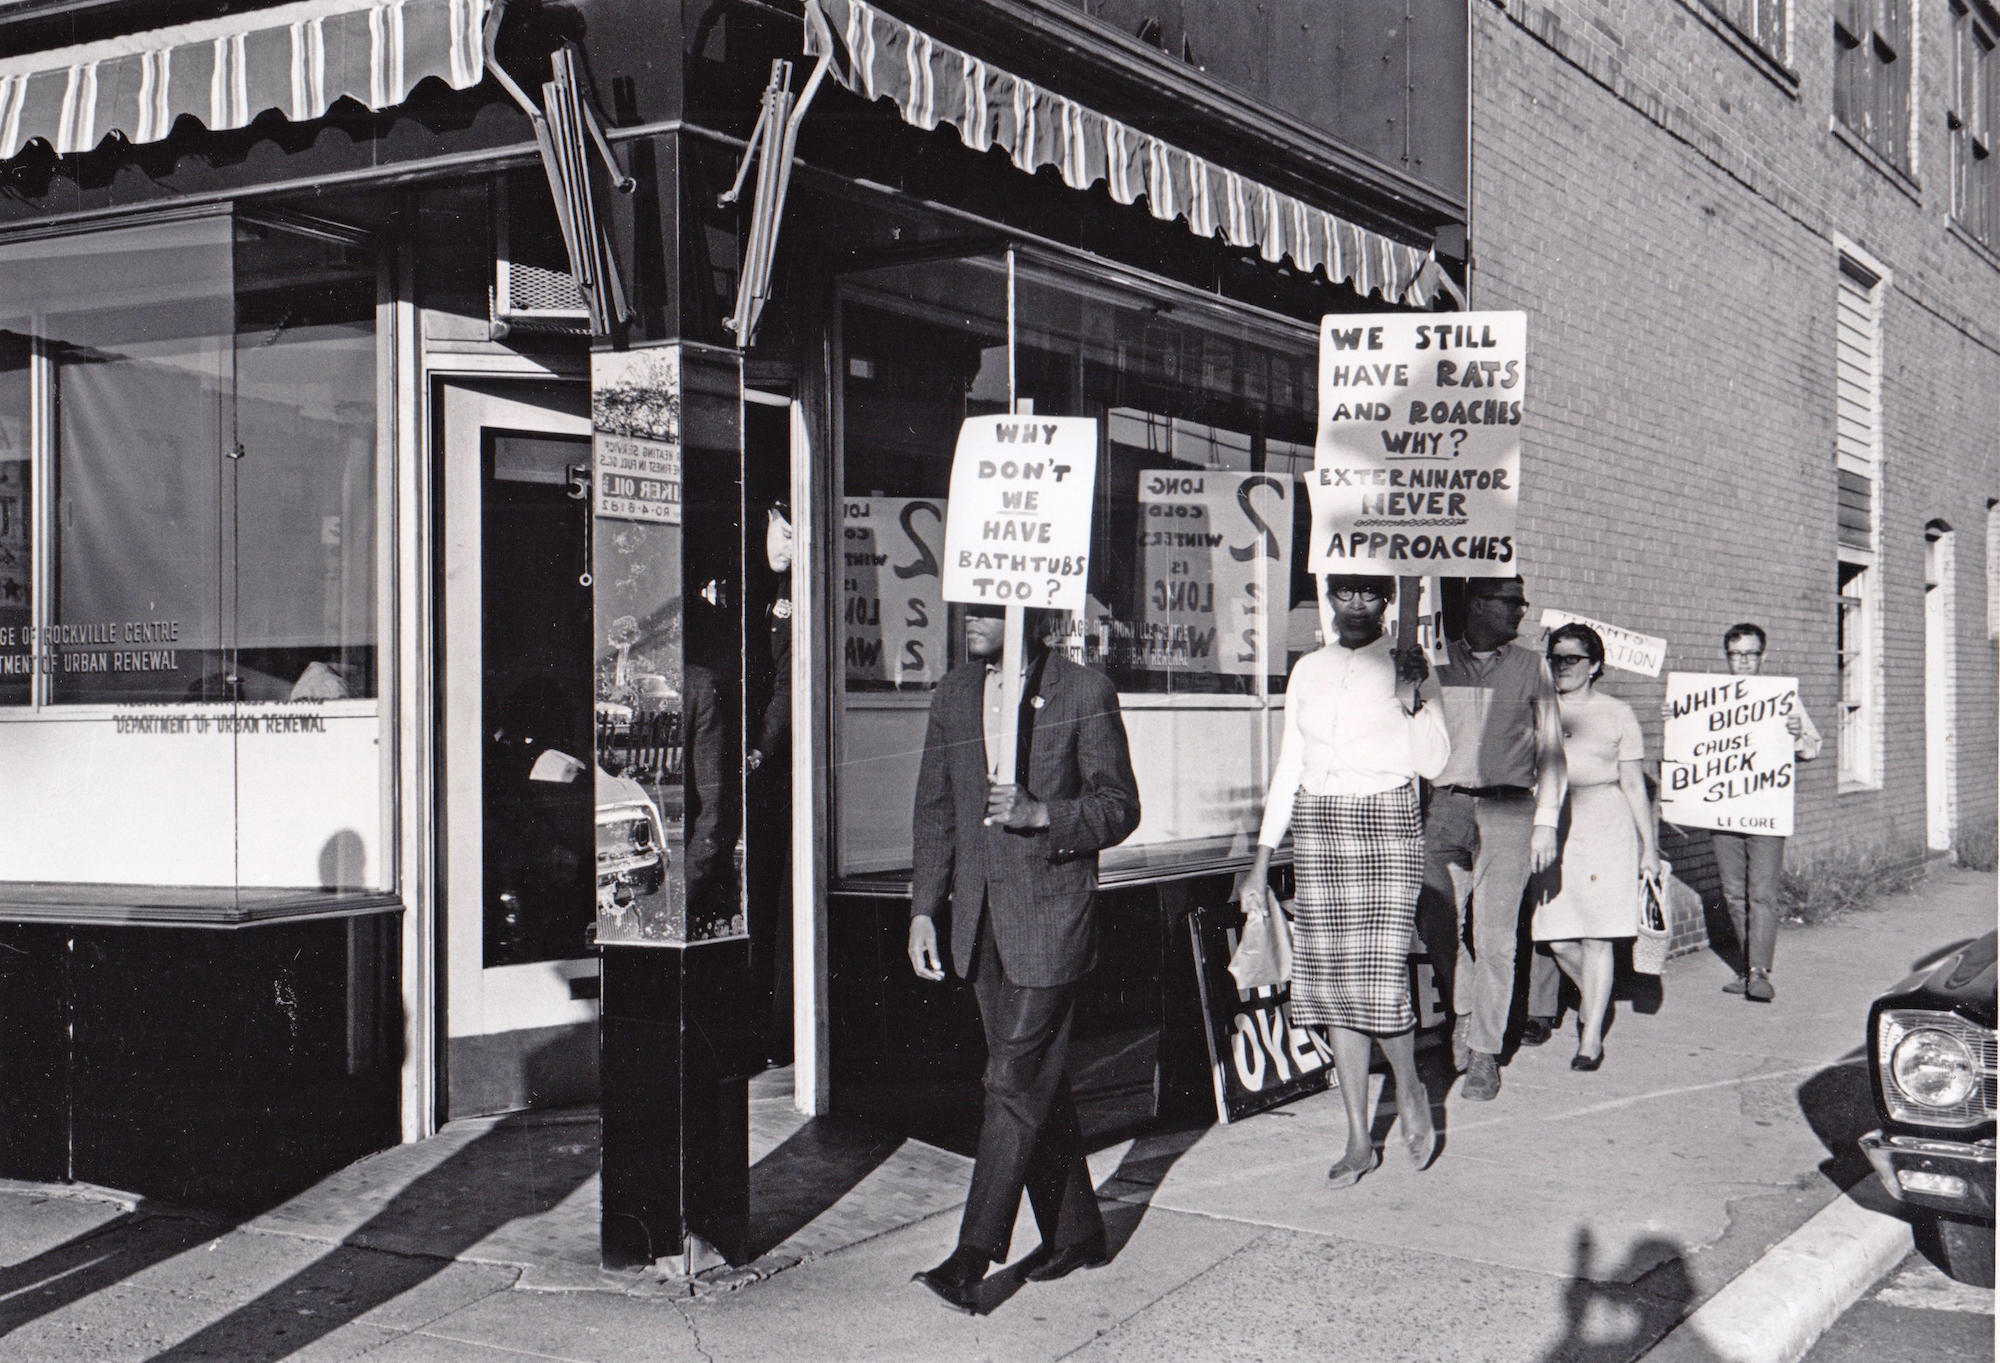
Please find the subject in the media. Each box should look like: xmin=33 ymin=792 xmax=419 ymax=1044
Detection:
xmin=1890 ymin=1029 xmax=1978 ymax=1108
xmin=1878 ymin=1009 xmax=1995 ymax=1127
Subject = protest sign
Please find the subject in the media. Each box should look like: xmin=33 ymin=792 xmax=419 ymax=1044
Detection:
xmin=1539 ymin=608 xmax=1667 ymax=677
xmin=1134 ymin=470 xmax=1291 ymax=675
xmin=1308 ymin=312 xmax=1526 ymax=575
xmin=1660 ymin=672 xmax=1801 ymax=836
xmin=842 ymin=497 xmax=948 ymax=686
xmin=939 ymin=416 xmax=1098 ymax=611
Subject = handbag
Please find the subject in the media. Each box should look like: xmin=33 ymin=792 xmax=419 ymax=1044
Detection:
xmin=1228 ymin=887 xmax=1294 ymax=992
xmin=1633 ymin=862 xmax=1672 ymax=976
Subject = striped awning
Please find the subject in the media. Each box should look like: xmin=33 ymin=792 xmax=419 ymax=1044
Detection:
xmin=0 ymin=0 xmax=486 ymax=159
xmin=805 ymin=0 xmax=1438 ymax=306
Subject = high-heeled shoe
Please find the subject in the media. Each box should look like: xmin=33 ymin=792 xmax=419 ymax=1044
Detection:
xmin=1570 ymin=1047 xmax=1603 ymax=1072
xmin=1400 ymin=1094 xmax=1439 ymax=1170
xmin=1326 ymin=1148 xmax=1380 ymax=1189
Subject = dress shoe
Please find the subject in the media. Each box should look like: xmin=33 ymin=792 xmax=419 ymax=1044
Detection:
xmin=1461 ymin=1050 xmax=1501 ymax=1101
xmin=1326 ymin=1148 xmax=1381 ymax=1189
xmin=912 ymin=1247 xmax=988 ymax=1314
xmin=1722 ymin=974 xmax=1749 ymax=995
xmin=1520 ymin=1015 xmax=1557 ymax=1047
xmin=1024 ymin=1238 xmax=1109 ymax=1282
xmin=1451 ymin=1014 xmax=1472 ymax=1073
xmin=1745 ymin=969 xmax=1775 ymax=1003
xmin=1570 ymin=1047 xmax=1603 ymax=1072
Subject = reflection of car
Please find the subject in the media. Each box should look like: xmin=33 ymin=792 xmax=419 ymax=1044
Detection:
xmin=595 ymin=766 xmax=668 ymax=939
xmin=1860 ymin=930 xmax=1996 ymax=1287
xmin=632 ymin=673 xmax=679 ymax=717
xmin=595 ymin=699 xmax=636 ymax=734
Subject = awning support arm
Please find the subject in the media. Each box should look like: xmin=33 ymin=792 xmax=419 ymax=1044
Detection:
xmin=721 ymin=1 xmax=834 ymax=346
xmin=482 ymin=0 xmax=634 ymax=333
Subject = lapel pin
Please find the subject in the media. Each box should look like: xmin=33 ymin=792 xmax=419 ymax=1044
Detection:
xmin=1031 ymin=696 xmax=1046 ymax=709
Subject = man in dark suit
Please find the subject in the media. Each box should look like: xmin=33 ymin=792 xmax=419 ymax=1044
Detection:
xmin=907 ymin=604 xmax=1141 ymax=1313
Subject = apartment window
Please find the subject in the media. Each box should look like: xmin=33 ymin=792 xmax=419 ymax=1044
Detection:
xmin=1834 ymin=249 xmax=1885 ymax=788
xmin=1703 ymin=0 xmax=1790 ymax=65
xmin=1836 ymin=0 xmax=1913 ymax=172
xmin=1837 ymin=559 xmax=1881 ymax=786
xmin=1950 ymin=0 xmax=1999 ymax=249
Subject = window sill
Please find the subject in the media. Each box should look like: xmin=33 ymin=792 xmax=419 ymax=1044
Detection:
xmin=0 ymin=884 xmax=404 ymax=927
xmin=1837 ymin=778 xmax=1885 ymax=795
xmin=1831 ymin=121 xmax=1923 ymax=204
xmin=1676 ymin=0 xmax=1800 ymax=97
xmin=1945 ymin=217 xmax=2000 ymax=272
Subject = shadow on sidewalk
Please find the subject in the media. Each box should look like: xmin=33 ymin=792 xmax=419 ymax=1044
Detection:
xmin=1539 ymin=1227 xmax=1711 ymax=1363
xmin=967 ymin=1123 xmax=1211 ymax=1317
xmin=141 ymin=1109 xmax=598 ymax=1363
xmin=743 ymin=1116 xmax=907 ymax=1261
xmin=1796 ymin=1047 xmax=1877 ymax=1192
xmin=0 ymin=1205 xmax=242 ymax=1341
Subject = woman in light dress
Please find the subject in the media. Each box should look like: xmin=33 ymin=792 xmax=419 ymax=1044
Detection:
xmin=1532 ymin=623 xmax=1659 ymax=1071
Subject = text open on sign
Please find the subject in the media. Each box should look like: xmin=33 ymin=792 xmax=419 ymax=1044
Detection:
xmin=940 ymin=416 xmax=1099 ymax=611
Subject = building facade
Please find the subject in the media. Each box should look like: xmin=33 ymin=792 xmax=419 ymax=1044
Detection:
xmin=0 ymin=0 xmax=1469 ymax=1257
xmin=1473 ymin=0 xmax=1999 ymax=879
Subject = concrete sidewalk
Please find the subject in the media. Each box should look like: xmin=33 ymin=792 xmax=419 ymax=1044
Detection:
xmin=1 ymin=868 xmax=1990 ymax=1362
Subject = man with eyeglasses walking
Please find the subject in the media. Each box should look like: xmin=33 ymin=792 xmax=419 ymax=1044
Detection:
xmin=1708 ymin=623 xmax=1821 ymax=1002
xmin=1416 ymin=575 xmax=1567 ymax=1101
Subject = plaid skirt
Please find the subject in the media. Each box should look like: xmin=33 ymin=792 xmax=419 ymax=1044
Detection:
xmin=1288 ymin=783 xmax=1425 ymax=1034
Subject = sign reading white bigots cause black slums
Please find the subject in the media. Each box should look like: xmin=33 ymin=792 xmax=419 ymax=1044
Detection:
xmin=1309 ymin=311 xmax=1526 ymax=575
xmin=1660 ymin=672 xmax=1801 ymax=837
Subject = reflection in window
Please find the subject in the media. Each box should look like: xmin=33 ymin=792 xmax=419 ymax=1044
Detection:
xmin=0 ymin=337 xmax=26 ymax=705
xmin=39 ymin=218 xmax=377 ymax=704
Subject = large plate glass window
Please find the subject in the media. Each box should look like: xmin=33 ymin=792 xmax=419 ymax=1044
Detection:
xmin=834 ymin=249 xmax=1321 ymax=882
xmin=0 ymin=211 xmax=388 ymax=891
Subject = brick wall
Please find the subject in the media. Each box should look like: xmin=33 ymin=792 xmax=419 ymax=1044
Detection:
xmin=1472 ymin=0 xmax=2000 ymax=883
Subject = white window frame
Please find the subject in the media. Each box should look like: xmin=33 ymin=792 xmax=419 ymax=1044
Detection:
xmin=1834 ymin=239 xmax=1888 ymax=791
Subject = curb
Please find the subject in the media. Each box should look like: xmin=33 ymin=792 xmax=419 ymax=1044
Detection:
xmin=1641 ymin=1189 xmax=1913 ymax=1363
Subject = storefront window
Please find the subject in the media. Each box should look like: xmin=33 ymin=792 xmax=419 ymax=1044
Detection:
xmin=835 ymin=249 xmax=1323 ymax=880
xmin=0 ymin=212 xmax=388 ymax=888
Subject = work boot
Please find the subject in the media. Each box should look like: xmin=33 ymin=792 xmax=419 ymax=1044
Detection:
xmin=1451 ymin=1014 xmax=1471 ymax=1073
xmin=1744 ymin=969 xmax=1775 ymax=1003
xmin=1461 ymin=1050 xmax=1501 ymax=1101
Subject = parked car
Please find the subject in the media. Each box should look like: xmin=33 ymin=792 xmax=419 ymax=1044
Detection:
xmin=1860 ymin=929 xmax=1996 ymax=1287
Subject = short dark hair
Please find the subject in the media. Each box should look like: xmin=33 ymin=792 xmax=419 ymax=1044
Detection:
xmin=1323 ymin=573 xmax=1396 ymax=603
xmin=1723 ymin=622 xmax=1767 ymax=652
xmin=1464 ymin=575 xmax=1526 ymax=600
xmin=1546 ymin=622 xmax=1605 ymax=680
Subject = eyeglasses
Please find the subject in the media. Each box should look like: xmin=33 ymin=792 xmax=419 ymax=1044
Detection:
xmin=1549 ymin=653 xmax=1593 ymax=669
xmin=1329 ymin=588 xmax=1386 ymax=604
xmin=1726 ymin=649 xmax=1764 ymax=659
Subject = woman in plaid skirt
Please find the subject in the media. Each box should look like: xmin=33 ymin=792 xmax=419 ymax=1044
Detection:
xmin=1245 ymin=574 xmax=1451 ymax=1187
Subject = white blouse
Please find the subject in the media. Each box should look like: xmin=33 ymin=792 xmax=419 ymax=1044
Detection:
xmin=1257 ymin=635 xmax=1452 ymax=848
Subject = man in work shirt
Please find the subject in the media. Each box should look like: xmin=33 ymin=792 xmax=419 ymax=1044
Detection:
xmin=1415 ymin=575 xmax=1567 ymax=1102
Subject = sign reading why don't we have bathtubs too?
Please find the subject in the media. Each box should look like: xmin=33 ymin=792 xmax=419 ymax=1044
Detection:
xmin=1660 ymin=672 xmax=1802 ymax=837
xmin=940 ymin=416 xmax=1099 ymax=611
xmin=1309 ymin=310 xmax=1526 ymax=575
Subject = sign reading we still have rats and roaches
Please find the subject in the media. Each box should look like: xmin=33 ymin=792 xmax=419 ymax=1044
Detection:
xmin=1309 ymin=311 xmax=1526 ymax=575
xmin=1660 ymin=672 xmax=1802 ymax=837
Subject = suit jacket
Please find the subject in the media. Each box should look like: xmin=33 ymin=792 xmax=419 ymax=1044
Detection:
xmin=911 ymin=651 xmax=1141 ymax=988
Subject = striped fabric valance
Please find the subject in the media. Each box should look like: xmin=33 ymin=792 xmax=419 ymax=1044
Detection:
xmin=0 ymin=0 xmax=486 ymax=160
xmin=804 ymin=0 xmax=1438 ymax=306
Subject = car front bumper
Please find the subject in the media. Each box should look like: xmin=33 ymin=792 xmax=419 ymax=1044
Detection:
xmin=1861 ymin=1130 xmax=1997 ymax=1220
